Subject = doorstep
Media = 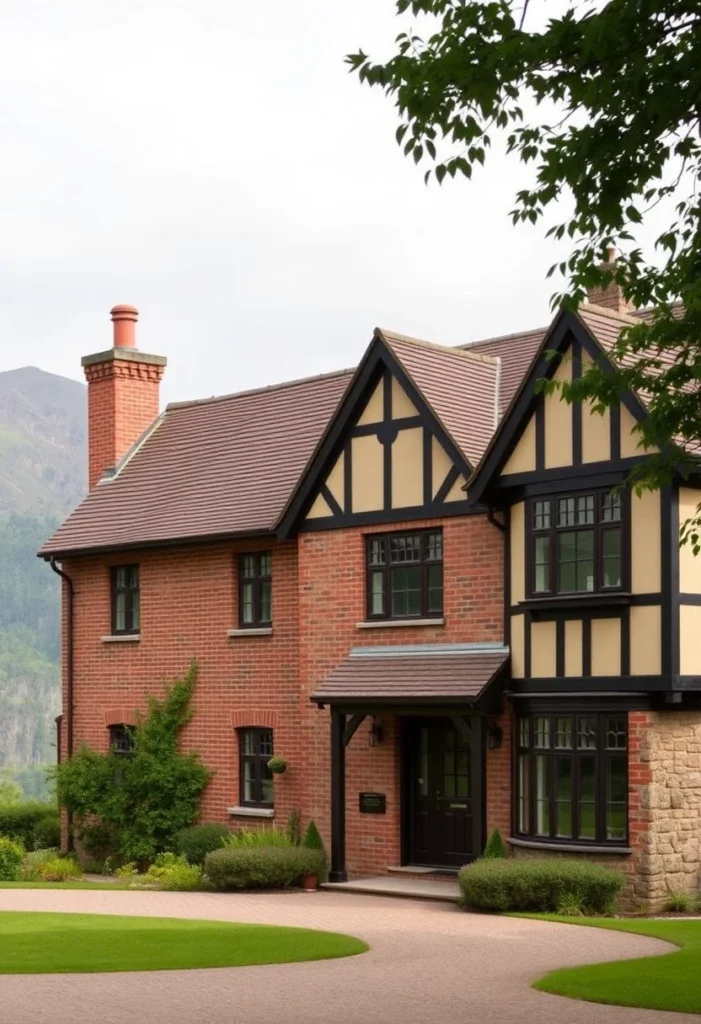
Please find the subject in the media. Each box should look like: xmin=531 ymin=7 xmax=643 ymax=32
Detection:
xmin=322 ymin=875 xmax=460 ymax=903
xmin=387 ymin=864 xmax=459 ymax=880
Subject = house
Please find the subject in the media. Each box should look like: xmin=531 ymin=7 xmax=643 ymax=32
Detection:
xmin=41 ymin=282 xmax=701 ymax=907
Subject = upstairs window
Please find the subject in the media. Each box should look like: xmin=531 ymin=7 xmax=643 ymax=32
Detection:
xmin=111 ymin=565 xmax=140 ymax=635
xmin=108 ymin=724 xmax=135 ymax=757
xmin=239 ymin=728 xmax=273 ymax=807
xmin=366 ymin=530 xmax=443 ymax=620
xmin=238 ymin=553 xmax=272 ymax=628
xmin=530 ymin=490 xmax=623 ymax=596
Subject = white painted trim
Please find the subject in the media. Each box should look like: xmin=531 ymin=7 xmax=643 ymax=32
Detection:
xmin=356 ymin=618 xmax=445 ymax=630
xmin=101 ymin=634 xmax=141 ymax=643
xmin=227 ymin=806 xmax=275 ymax=818
xmin=508 ymin=837 xmax=632 ymax=855
xmin=227 ymin=627 xmax=273 ymax=638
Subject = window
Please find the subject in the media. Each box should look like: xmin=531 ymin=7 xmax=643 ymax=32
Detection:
xmin=111 ymin=565 xmax=140 ymax=635
xmin=516 ymin=711 xmax=627 ymax=845
xmin=238 ymin=553 xmax=272 ymax=627
xmin=238 ymin=729 xmax=273 ymax=806
xmin=108 ymin=724 xmax=135 ymax=757
xmin=529 ymin=490 xmax=623 ymax=596
xmin=366 ymin=530 xmax=443 ymax=620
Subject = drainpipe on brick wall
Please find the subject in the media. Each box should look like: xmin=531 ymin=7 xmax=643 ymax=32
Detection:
xmin=49 ymin=558 xmax=74 ymax=851
xmin=487 ymin=507 xmax=505 ymax=533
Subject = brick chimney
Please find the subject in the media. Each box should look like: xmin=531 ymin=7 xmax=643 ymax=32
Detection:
xmin=586 ymin=246 xmax=633 ymax=314
xmin=81 ymin=305 xmax=167 ymax=489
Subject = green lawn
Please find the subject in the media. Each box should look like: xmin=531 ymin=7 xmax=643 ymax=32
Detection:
xmin=0 ymin=912 xmax=368 ymax=974
xmin=532 ymin=915 xmax=700 ymax=1015
xmin=0 ymin=881 xmax=140 ymax=890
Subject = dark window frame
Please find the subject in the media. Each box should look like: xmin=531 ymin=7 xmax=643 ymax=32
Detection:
xmin=238 ymin=728 xmax=274 ymax=807
xmin=365 ymin=529 xmax=444 ymax=621
xmin=110 ymin=565 xmax=140 ymax=635
xmin=238 ymin=552 xmax=272 ymax=628
xmin=527 ymin=489 xmax=628 ymax=598
xmin=108 ymin=724 xmax=135 ymax=758
xmin=514 ymin=708 xmax=628 ymax=848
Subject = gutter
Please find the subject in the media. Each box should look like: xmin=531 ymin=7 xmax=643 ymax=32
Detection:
xmin=49 ymin=558 xmax=74 ymax=851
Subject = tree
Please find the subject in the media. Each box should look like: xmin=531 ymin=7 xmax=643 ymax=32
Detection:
xmin=349 ymin=2 xmax=701 ymax=541
xmin=54 ymin=662 xmax=212 ymax=862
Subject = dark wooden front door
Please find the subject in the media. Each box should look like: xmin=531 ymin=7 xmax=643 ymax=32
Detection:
xmin=406 ymin=717 xmax=476 ymax=867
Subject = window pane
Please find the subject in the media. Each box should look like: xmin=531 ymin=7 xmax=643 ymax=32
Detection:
xmin=578 ymin=717 xmax=598 ymax=750
xmin=116 ymin=567 xmax=127 ymax=588
xmin=241 ymin=582 xmax=254 ymax=624
xmin=369 ymin=539 xmax=385 ymax=566
xmin=243 ymin=731 xmax=256 ymax=755
xmin=371 ymin=571 xmax=385 ymax=615
xmin=261 ymin=773 xmax=273 ymax=805
xmin=518 ymin=754 xmax=530 ymax=832
xmin=558 ymin=531 xmax=594 ymax=593
xmin=242 ymin=556 xmax=256 ymax=578
xmin=390 ymin=535 xmax=421 ymax=563
xmin=534 ymin=500 xmax=551 ymax=530
xmin=606 ymin=716 xmax=627 ymax=750
xmin=243 ymin=760 xmax=256 ymax=802
xmin=535 ymin=755 xmax=550 ymax=836
xmin=259 ymin=581 xmax=272 ymax=622
xmin=115 ymin=592 xmax=126 ymax=633
xmin=602 ymin=528 xmax=621 ymax=588
xmin=578 ymin=759 xmax=597 ymax=839
xmin=577 ymin=494 xmax=595 ymax=525
xmin=534 ymin=536 xmax=550 ymax=592
xmin=427 ymin=532 xmax=443 ymax=561
xmin=602 ymin=490 xmax=622 ymax=522
xmin=519 ymin=718 xmax=529 ymax=749
xmin=260 ymin=553 xmax=272 ymax=577
xmin=391 ymin=566 xmax=421 ymax=617
xmin=555 ymin=717 xmax=572 ymax=750
xmin=555 ymin=758 xmax=573 ymax=838
xmin=427 ymin=564 xmax=443 ymax=613
xmin=533 ymin=717 xmax=550 ymax=749
xmin=606 ymin=755 xmax=627 ymax=840
xmin=259 ymin=730 xmax=273 ymax=757
xmin=131 ymin=591 xmax=140 ymax=631
xmin=558 ymin=497 xmax=576 ymax=527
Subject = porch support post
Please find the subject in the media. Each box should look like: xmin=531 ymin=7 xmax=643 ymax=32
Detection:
xmin=330 ymin=707 xmax=348 ymax=882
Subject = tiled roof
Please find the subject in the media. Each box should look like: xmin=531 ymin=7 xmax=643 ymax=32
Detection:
xmin=40 ymin=369 xmax=353 ymax=556
xmin=378 ymin=329 xmax=501 ymax=466
xmin=311 ymin=644 xmax=509 ymax=704
xmin=462 ymin=327 xmax=547 ymax=416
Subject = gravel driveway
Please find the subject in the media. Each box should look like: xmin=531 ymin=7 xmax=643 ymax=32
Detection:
xmin=0 ymin=888 xmax=686 ymax=1024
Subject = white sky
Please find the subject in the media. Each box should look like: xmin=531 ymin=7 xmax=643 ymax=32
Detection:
xmin=1 ymin=0 xmax=565 ymax=405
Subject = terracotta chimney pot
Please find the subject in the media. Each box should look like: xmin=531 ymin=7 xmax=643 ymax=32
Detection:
xmin=110 ymin=304 xmax=139 ymax=349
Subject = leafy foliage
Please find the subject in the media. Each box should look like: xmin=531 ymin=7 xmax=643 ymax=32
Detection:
xmin=458 ymin=857 xmax=624 ymax=913
xmin=481 ymin=828 xmax=508 ymax=859
xmin=38 ymin=857 xmax=82 ymax=882
xmin=665 ymin=890 xmax=695 ymax=913
xmin=223 ymin=826 xmax=292 ymax=848
xmin=18 ymin=848 xmax=60 ymax=881
xmin=286 ymin=809 xmax=302 ymax=846
xmin=146 ymin=853 xmax=204 ymax=891
xmin=0 ymin=801 xmax=59 ymax=850
xmin=54 ymin=663 xmax=212 ymax=862
xmin=350 ymin=3 xmax=701 ymax=517
xmin=0 ymin=837 xmax=24 ymax=881
xmin=205 ymin=846 xmax=327 ymax=891
xmin=174 ymin=823 xmax=229 ymax=865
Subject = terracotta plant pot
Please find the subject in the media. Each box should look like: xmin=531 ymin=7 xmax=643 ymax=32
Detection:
xmin=299 ymin=872 xmax=318 ymax=891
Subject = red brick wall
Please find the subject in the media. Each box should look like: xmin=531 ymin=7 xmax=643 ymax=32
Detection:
xmin=298 ymin=514 xmax=505 ymax=875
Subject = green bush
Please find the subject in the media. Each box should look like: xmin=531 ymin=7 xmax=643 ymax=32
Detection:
xmin=665 ymin=890 xmax=695 ymax=913
xmin=458 ymin=857 xmax=624 ymax=914
xmin=38 ymin=857 xmax=82 ymax=882
xmin=205 ymin=846 xmax=326 ymax=891
xmin=223 ymin=826 xmax=293 ymax=848
xmin=146 ymin=853 xmax=203 ymax=891
xmin=303 ymin=820 xmax=324 ymax=850
xmin=286 ymin=809 xmax=302 ymax=846
xmin=481 ymin=829 xmax=507 ymax=859
xmin=174 ymin=823 xmax=229 ymax=865
xmin=0 ymin=801 xmax=58 ymax=850
xmin=33 ymin=813 xmax=61 ymax=850
xmin=19 ymin=848 xmax=60 ymax=881
xmin=0 ymin=836 xmax=24 ymax=880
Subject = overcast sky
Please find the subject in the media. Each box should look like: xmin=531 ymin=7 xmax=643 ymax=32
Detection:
xmin=1 ymin=0 xmax=564 ymax=405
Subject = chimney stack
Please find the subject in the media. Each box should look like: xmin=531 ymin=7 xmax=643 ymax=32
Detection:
xmin=586 ymin=246 xmax=633 ymax=314
xmin=81 ymin=305 xmax=167 ymax=490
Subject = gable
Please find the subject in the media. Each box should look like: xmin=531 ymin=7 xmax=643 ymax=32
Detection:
xmin=303 ymin=366 xmax=469 ymax=528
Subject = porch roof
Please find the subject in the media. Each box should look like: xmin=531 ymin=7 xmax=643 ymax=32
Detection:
xmin=311 ymin=643 xmax=510 ymax=707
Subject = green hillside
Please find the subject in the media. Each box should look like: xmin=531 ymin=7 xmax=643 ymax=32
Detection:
xmin=0 ymin=367 xmax=86 ymax=796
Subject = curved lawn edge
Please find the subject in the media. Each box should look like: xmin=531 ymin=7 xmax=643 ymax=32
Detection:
xmin=0 ymin=911 xmax=368 ymax=975
xmin=521 ymin=915 xmax=699 ymax=1015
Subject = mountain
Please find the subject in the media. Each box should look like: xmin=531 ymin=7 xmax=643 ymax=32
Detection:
xmin=0 ymin=366 xmax=86 ymax=795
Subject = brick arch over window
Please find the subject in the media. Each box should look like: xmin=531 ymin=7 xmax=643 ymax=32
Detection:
xmin=230 ymin=710 xmax=278 ymax=730
xmin=104 ymin=707 xmax=137 ymax=728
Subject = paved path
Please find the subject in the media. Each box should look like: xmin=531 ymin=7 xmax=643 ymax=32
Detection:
xmin=0 ymin=889 xmax=686 ymax=1024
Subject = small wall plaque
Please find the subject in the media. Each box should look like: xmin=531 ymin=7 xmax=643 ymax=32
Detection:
xmin=359 ymin=792 xmax=386 ymax=814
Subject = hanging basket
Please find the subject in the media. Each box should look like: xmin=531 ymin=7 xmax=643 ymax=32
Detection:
xmin=267 ymin=755 xmax=288 ymax=775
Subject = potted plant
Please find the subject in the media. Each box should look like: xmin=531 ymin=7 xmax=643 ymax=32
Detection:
xmin=298 ymin=819 xmax=326 ymax=891
xmin=267 ymin=755 xmax=288 ymax=775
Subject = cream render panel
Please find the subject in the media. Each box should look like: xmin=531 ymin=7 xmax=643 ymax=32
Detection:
xmin=306 ymin=493 xmax=332 ymax=519
xmin=680 ymin=606 xmax=701 ymax=674
xmin=391 ymin=376 xmax=418 ymax=419
xmin=326 ymin=451 xmax=345 ymax=507
xmin=679 ymin=487 xmax=701 ymax=593
xmin=630 ymin=606 xmax=661 ymax=676
xmin=581 ymin=352 xmax=610 ymax=463
xmin=564 ymin=619 xmax=583 ymax=677
xmin=619 ymin=404 xmax=659 ymax=458
xmin=502 ymin=416 xmax=536 ymax=475
xmin=444 ymin=475 xmax=468 ymax=502
xmin=356 ymin=379 xmax=384 ymax=425
xmin=631 ymin=489 xmax=661 ymax=593
xmin=591 ymin=618 xmax=621 ymax=676
xmin=351 ymin=435 xmax=383 ymax=512
xmin=531 ymin=620 xmax=557 ymax=677
xmin=391 ymin=428 xmax=423 ymax=508
xmin=511 ymin=614 xmax=525 ymax=678
xmin=544 ymin=356 xmax=573 ymax=469
xmin=431 ymin=437 xmax=453 ymax=499
xmin=511 ymin=502 xmax=526 ymax=604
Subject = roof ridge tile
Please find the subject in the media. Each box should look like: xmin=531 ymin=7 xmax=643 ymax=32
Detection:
xmin=166 ymin=367 xmax=354 ymax=412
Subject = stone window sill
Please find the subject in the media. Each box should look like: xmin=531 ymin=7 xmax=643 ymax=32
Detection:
xmin=508 ymin=837 xmax=632 ymax=855
xmin=356 ymin=618 xmax=445 ymax=630
xmin=227 ymin=627 xmax=273 ymax=638
xmin=101 ymin=634 xmax=141 ymax=643
xmin=227 ymin=806 xmax=275 ymax=818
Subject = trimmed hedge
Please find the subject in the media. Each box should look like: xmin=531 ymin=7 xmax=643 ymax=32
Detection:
xmin=0 ymin=836 xmax=24 ymax=881
xmin=0 ymin=802 xmax=60 ymax=851
xmin=174 ymin=823 xmax=229 ymax=865
xmin=458 ymin=857 xmax=625 ymax=914
xmin=205 ymin=845 xmax=326 ymax=891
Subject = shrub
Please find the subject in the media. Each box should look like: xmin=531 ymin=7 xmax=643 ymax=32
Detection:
xmin=556 ymin=892 xmax=585 ymax=916
xmin=302 ymin=819 xmax=324 ymax=851
xmin=19 ymin=848 xmax=60 ymax=882
xmin=0 ymin=801 xmax=58 ymax=850
xmin=175 ymin=823 xmax=229 ymax=865
xmin=458 ymin=858 xmax=624 ymax=914
xmin=286 ymin=809 xmax=302 ymax=846
xmin=205 ymin=846 xmax=326 ymax=891
xmin=223 ymin=826 xmax=292 ymax=848
xmin=38 ymin=857 xmax=82 ymax=882
xmin=481 ymin=829 xmax=508 ymax=860
xmin=665 ymin=890 xmax=694 ymax=913
xmin=146 ymin=853 xmax=203 ymax=891
xmin=33 ymin=813 xmax=61 ymax=851
xmin=0 ymin=836 xmax=24 ymax=881
xmin=115 ymin=862 xmax=138 ymax=878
